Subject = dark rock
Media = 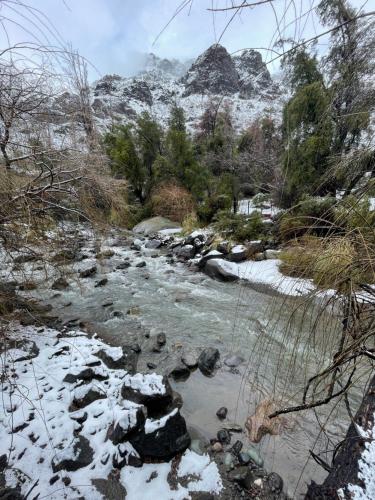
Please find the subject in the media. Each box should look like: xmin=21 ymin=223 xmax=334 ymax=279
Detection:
xmin=79 ymin=266 xmax=97 ymax=278
xmin=217 ymin=429 xmax=231 ymax=445
xmin=95 ymin=278 xmax=108 ymax=287
xmin=52 ymin=436 xmax=93 ymax=472
xmin=156 ymin=332 xmax=166 ymax=346
xmin=51 ymin=277 xmax=69 ymax=290
xmin=198 ymin=347 xmax=220 ymax=376
xmin=95 ymin=346 xmax=137 ymax=373
xmin=216 ymin=407 xmax=228 ymax=420
xmin=265 ymin=472 xmax=283 ymax=493
xmin=128 ymin=454 xmax=142 ymax=467
xmin=204 ymin=259 xmax=239 ymax=282
xmin=228 ymin=245 xmax=248 ymax=263
xmin=129 ymin=409 xmax=190 ymax=461
xmin=131 ymin=243 xmax=142 ymax=251
xmin=19 ymin=281 xmax=37 ymax=291
xmin=228 ymin=466 xmax=254 ymax=490
xmin=231 ymin=440 xmax=243 ymax=455
xmin=136 ymin=261 xmax=146 ymax=268
xmin=168 ymin=363 xmax=190 ymax=381
xmin=10 ymin=340 xmax=39 ymax=362
xmin=147 ymin=362 xmax=157 ymax=369
xmin=238 ymin=452 xmax=251 ymax=465
xmin=121 ymin=375 xmax=173 ymax=418
xmin=70 ymin=411 xmax=88 ymax=424
xmin=109 ymin=408 xmax=145 ymax=445
xmin=217 ymin=241 xmax=230 ymax=254
xmin=116 ymin=262 xmax=131 ymax=270
xmin=63 ymin=368 xmax=108 ymax=384
xmin=14 ymin=253 xmax=41 ymax=264
xmin=102 ymin=301 xmax=114 ymax=307
xmin=92 ymin=475 xmax=127 ymax=500
xmin=0 ymin=488 xmax=23 ymax=500
xmin=69 ymin=388 xmax=106 ymax=411
xmin=198 ymin=251 xmax=223 ymax=269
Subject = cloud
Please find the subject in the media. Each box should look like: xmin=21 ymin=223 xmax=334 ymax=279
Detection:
xmin=0 ymin=0 xmax=368 ymax=80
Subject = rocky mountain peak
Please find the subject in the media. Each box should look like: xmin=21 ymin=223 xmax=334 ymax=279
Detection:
xmin=233 ymin=49 xmax=272 ymax=97
xmin=182 ymin=44 xmax=240 ymax=96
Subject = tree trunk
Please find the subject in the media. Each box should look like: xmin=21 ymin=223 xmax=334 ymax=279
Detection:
xmin=305 ymin=374 xmax=375 ymax=499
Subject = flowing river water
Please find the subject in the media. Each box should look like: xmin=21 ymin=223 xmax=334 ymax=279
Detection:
xmin=8 ymin=227 xmax=362 ymax=498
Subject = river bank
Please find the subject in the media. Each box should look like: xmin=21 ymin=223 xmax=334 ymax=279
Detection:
xmin=0 ymin=221 xmax=351 ymax=498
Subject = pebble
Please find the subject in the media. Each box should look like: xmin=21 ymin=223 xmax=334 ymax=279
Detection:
xmin=216 ymin=407 xmax=228 ymax=420
xmin=211 ymin=442 xmax=223 ymax=453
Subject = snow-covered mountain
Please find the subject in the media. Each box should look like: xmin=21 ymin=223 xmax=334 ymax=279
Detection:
xmin=55 ymin=44 xmax=283 ymax=136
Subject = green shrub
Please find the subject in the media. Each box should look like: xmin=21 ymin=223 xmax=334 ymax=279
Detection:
xmin=213 ymin=210 xmax=264 ymax=242
xmin=197 ymin=194 xmax=232 ymax=224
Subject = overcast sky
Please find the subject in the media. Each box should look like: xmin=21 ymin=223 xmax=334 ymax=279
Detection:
xmin=0 ymin=0 xmax=372 ymax=79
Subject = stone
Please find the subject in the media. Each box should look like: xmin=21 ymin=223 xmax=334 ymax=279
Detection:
xmin=198 ymin=347 xmax=220 ymax=376
xmin=204 ymin=259 xmax=239 ymax=282
xmin=228 ymin=245 xmax=248 ymax=263
xmin=265 ymin=249 xmax=281 ymax=259
xmin=145 ymin=239 xmax=162 ymax=249
xmin=116 ymin=262 xmax=131 ymax=270
xmin=95 ymin=346 xmax=137 ymax=373
xmin=265 ymin=472 xmax=283 ymax=493
xmin=238 ymin=452 xmax=251 ymax=465
xmin=69 ymin=388 xmax=106 ymax=411
xmin=246 ymin=446 xmax=264 ymax=467
xmin=197 ymin=250 xmax=223 ymax=269
xmin=253 ymin=252 xmax=265 ymax=261
xmin=181 ymin=350 xmax=198 ymax=369
xmin=51 ymin=277 xmax=69 ymax=290
xmin=95 ymin=278 xmax=108 ymax=287
xmin=0 ymin=488 xmax=24 ymax=500
xmin=228 ymin=466 xmax=254 ymax=489
xmin=63 ymin=368 xmax=108 ymax=384
xmin=217 ymin=429 xmax=231 ymax=445
xmin=121 ymin=375 xmax=173 ymax=418
xmin=216 ymin=407 xmax=228 ymax=420
xmin=211 ymin=442 xmax=223 ymax=453
xmin=247 ymin=240 xmax=263 ymax=256
xmin=52 ymin=436 xmax=93 ymax=472
xmin=175 ymin=244 xmax=195 ymax=260
xmin=136 ymin=261 xmax=146 ymax=268
xmin=217 ymin=240 xmax=230 ymax=254
xmin=92 ymin=475 xmax=127 ymax=499
xmin=222 ymin=422 xmax=243 ymax=433
xmin=168 ymin=363 xmax=190 ymax=381
xmin=156 ymin=332 xmax=166 ymax=346
xmin=231 ymin=440 xmax=243 ymax=455
xmin=109 ymin=408 xmax=145 ymax=445
xmin=224 ymin=355 xmax=244 ymax=368
xmin=129 ymin=409 xmax=190 ymax=461
xmin=133 ymin=216 xmax=181 ymax=236
xmin=79 ymin=266 xmax=97 ymax=278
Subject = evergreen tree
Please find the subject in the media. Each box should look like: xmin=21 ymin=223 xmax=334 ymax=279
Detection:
xmin=281 ymin=49 xmax=333 ymax=207
xmin=104 ymin=125 xmax=145 ymax=202
xmin=135 ymin=112 xmax=162 ymax=181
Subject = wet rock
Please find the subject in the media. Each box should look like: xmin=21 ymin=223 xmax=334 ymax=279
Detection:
xmin=69 ymin=388 xmax=106 ymax=411
xmin=95 ymin=346 xmax=137 ymax=373
xmin=52 ymin=436 xmax=93 ymax=472
xmin=147 ymin=362 xmax=157 ymax=369
xmin=133 ymin=216 xmax=181 ymax=236
xmin=198 ymin=347 xmax=220 ymax=376
xmin=51 ymin=277 xmax=69 ymax=290
xmin=168 ymin=363 xmax=190 ymax=381
xmin=131 ymin=242 xmax=142 ymax=251
xmin=129 ymin=409 xmax=190 ymax=461
xmin=116 ymin=262 xmax=131 ymax=270
xmin=70 ymin=411 xmax=88 ymax=424
xmin=217 ymin=241 xmax=230 ymax=254
xmin=224 ymin=355 xmax=244 ymax=368
xmin=217 ymin=429 xmax=231 ymax=445
xmin=79 ymin=266 xmax=97 ymax=278
xmin=265 ymin=472 xmax=283 ymax=493
xmin=95 ymin=278 xmax=108 ymax=287
xmin=204 ymin=259 xmax=239 ymax=282
xmin=231 ymin=440 xmax=243 ymax=455
xmin=181 ymin=350 xmax=199 ymax=369
xmin=246 ymin=446 xmax=264 ymax=467
xmin=216 ymin=407 xmax=228 ymax=420
xmin=238 ymin=452 xmax=251 ymax=465
xmin=145 ymin=239 xmax=162 ymax=249
xmin=121 ymin=374 xmax=173 ymax=418
xmin=96 ymin=249 xmax=115 ymax=259
xmin=228 ymin=245 xmax=248 ymax=263
xmin=9 ymin=340 xmax=39 ymax=362
xmin=156 ymin=332 xmax=166 ymax=346
xmin=0 ymin=488 xmax=24 ymax=500
xmin=102 ymin=300 xmax=114 ymax=307
xmin=136 ymin=261 xmax=146 ymax=268
xmin=175 ymin=244 xmax=195 ymax=260
xmin=228 ymin=466 xmax=254 ymax=490
xmin=63 ymin=368 xmax=108 ymax=384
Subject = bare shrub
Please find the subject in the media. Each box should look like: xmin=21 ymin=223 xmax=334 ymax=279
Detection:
xmin=150 ymin=182 xmax=195 ymax=223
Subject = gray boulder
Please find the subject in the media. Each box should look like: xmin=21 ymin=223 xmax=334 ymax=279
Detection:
xmin=133 ymin=217 xmax=181 ymax=236
xmin=204 ymin=259 xmax=239 ymax=282
xmin=198 ymin=347 xmax=220 ymax=376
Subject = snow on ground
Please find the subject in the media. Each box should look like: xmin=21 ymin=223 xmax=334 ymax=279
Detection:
xmin=0 ymin=324 xmax=223 ymax=499
xmin=339 ymin=415 xmax=375 ymax=499
xmin=237 ymin=198 xmax=280 ymax=218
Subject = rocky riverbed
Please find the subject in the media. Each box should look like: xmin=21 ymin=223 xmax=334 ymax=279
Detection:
xmin=0 ymin=220 xmax=351 ymax=498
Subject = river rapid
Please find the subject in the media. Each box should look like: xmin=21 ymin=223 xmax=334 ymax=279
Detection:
xmin=5 ymin=225 xmax=359 ymax=498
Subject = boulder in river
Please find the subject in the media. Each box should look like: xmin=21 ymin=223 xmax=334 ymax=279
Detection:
xmin=198 ymin=347 xmax=220 ymax=376
xmin=224 ymin=354 xmax=245 ymax=368
xmin=145 ymin=239 xmax=162 ymax=249
xmin=175 ymin=244 xmax=195 ymax=260
xmin=197 ymin=250 xmax=223 ymax=269
xmin=133 ymin=216 xmax=181 ymax=236
xmin=204 ymin=259 xmax=239 ymax=282
xmin=51 ymin=277 xmax=69 ymax=290
xmin=168 ymin=363 xmax=191 ymax=381
xmin=79 ymin=266 xmax=97 ymax=278
xmin=216 ymin=407 xmax=228 ymax=420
